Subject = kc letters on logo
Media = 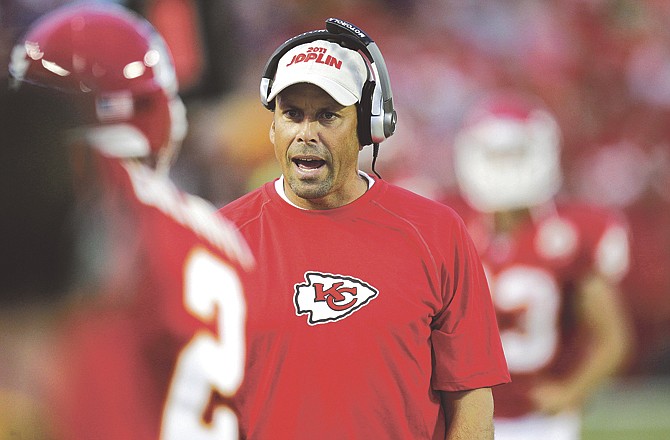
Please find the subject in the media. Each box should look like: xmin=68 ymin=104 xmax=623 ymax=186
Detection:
xmin=294 ymin=272 xmax=379 ymax=325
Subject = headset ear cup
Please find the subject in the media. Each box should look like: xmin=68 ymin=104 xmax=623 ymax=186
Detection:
xmin=357 ymin=80 xmax=375 ymax=146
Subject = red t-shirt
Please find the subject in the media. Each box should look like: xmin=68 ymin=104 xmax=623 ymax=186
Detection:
xmin=219 ymin=177 xmax=509 ymax=439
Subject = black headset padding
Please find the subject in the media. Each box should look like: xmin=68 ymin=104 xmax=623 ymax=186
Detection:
xmin=356 ymin=81 xmax=376 ymax=146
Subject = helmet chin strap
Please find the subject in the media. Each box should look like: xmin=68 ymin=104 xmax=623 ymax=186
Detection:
xmin=155 ymin=141 xmax=181 ymax=178
xmin=155 ymin=97 xmax=188 ymax=178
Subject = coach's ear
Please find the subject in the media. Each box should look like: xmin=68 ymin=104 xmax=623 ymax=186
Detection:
xmin=269 ymin=121 xmax=275 ymax=145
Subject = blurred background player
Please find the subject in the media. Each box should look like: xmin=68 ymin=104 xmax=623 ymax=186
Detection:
xmin=6 ymin=3 xmax=253 ymax=439
xmin=443 ymin=91 xmax=633 ymax=440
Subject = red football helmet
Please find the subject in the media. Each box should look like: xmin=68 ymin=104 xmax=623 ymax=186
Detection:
xmin=9 ymin=2 xmax=187 ymax=173
xmin=453 ymin=91 xmax=562 ymax=213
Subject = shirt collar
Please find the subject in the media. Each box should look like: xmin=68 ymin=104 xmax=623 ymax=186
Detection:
xmin=274 ymin=171 xmax=374 ymax=209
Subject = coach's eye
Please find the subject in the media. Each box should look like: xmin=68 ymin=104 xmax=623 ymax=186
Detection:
xmin=285 ymin=109 xmax=301 ymax=120
xmin=320 ymin=111 xmax=337 ymax=121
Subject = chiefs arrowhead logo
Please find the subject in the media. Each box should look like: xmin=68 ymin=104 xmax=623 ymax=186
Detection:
xmin=294 ymin=272 xmax=379 ymax=325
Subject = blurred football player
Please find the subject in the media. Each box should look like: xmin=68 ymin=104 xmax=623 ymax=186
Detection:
xmin=7 ymin=3 xmax=253 ymax=439
xmin=444 ymin=91 xmax=633 ymax=440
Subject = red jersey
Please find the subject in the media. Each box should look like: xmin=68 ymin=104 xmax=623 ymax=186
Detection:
xmin=51 ymin=155 xmax=254 ymax=440
xmin=443 ymin=195 xmax=630 ymax=419
xmin=219 ymin=177 xmax=509 ymax=439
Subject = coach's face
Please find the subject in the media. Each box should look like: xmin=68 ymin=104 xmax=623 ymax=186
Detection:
xmin=271 ymin=83 xmax=366 ymax=210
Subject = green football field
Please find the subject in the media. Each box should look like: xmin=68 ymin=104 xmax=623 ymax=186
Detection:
xmin=581 ymin=376 xmax=670 ymax=440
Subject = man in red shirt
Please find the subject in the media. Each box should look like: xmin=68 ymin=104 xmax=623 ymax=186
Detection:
xmin=219 ymin=18 xmax=509 ymax=439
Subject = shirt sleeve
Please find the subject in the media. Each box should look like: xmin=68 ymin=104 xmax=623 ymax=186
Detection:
xmin=430 ymin=216 xmax=510 ymax=391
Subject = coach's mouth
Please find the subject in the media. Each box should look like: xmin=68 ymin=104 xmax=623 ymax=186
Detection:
xmin=293 ymin=156 xmax=326 ymax=171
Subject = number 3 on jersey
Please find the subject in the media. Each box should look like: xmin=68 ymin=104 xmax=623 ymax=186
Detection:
xmin=161 ymin=249 xmax=246 ymax=439
xmin=490 ymin=265 xmax=561 ymax=374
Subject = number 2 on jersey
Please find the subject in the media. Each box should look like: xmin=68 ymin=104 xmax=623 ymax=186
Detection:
xmin=161 ymin=249 xmax=246 ymax=439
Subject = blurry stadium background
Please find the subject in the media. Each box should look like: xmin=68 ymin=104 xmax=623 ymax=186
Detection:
xmin=2 ymin=1 xmax=669 ymax=438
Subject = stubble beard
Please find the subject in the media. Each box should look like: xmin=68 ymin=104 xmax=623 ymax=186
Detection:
xmin=286 ymin=173 xmax=333 ymax=201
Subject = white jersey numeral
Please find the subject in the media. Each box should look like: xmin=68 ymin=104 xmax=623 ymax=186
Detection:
xmin=490 ymin=265 xmax=560 ymax=374
xmin=161 ymin=249 xmax=246 ymax=439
